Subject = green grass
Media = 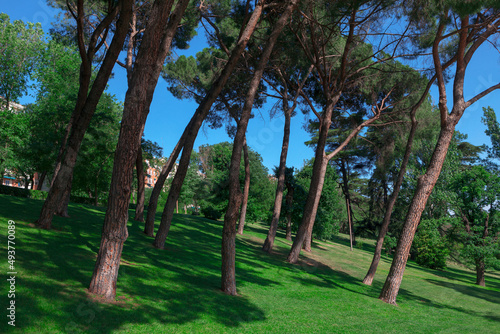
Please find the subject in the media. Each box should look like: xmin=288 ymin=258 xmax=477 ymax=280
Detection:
xmin=1 ymin=194 xmax=499 ymax=333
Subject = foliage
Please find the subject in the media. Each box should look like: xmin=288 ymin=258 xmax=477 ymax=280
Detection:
xmin=0 ymin=13 xmax=44 ymax=105
xmin=413 ymin=219 xmax=450 ymax=269
xmin=0 ymin=184 xmax=47 ymax=199
xmin=290 ymin=159 xmax=343 ymax=240
xmin=481 ymin=106 xmax=500 ymax=172
xmin=201 ymin=204 xmax=223 ymax=220
xmin=198 ymin=142 xmax=274 ymax=222
xmin=71 ymin=93 xmax=122 ymax=203
xmin=449 ymin=166 xmax=500 ymax=275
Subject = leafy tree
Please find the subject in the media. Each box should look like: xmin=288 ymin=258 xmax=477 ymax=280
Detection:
xmin=289 ymin=160 xmax=343 ymax=242
xmin=449 ymin=166 xmax=500 ymax=286
xmin=481 ymin=106 xmax=500 ymax=172
xmin=0 ymin=13 xmax=44 ymax=106
xmin=197 ymin=142 xmax=274 ymax=222
xmin=71 ymin=93 xmax=122 ymax=205
xmin=380 ymin=3 xmax=500 ymax=305
xmin=285 ymin=0 xmax=426 ymax=264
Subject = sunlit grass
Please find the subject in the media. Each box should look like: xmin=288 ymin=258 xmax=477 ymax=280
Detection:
xmin=0 ymin=194 xmax=499 ymax=333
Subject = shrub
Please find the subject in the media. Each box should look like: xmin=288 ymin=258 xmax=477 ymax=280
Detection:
xmin=0 ymin=184 xmax=48 ymax=200
xmin=413 ymin=219 xmax=449 ymax=270
xmin=201 ymin=205 xmax=222 ymax=220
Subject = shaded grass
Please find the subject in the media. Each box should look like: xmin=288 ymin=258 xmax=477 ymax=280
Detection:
xmin=0 ymin=194 xmax=499 ymax=333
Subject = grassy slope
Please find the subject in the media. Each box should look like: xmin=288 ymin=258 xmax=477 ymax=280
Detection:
xmin=0 ymin=194 xmax=499 ymax=333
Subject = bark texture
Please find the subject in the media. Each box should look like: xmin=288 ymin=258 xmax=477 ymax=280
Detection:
xmin=222 ymin=0 xmax=298 ymax=295
xmin=379 ymin=120 xmax=457 ymax=305
xmin=237 ymin=138 xmax=250 ymax=235
xmin=476 ymin=260 xmax=486 ymax=286
xmin=89 ymin=0 xmax=188 ymax=300
xmin=286 ymin=106 xmax=332 ymax=263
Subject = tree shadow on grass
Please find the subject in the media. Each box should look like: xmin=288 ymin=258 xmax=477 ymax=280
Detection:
xmin=425 ymin=278 xmax=500 ymax=304
xmin=0 ymin=198 xmax=267 ymax=333
xmin=405 ymin=261 xmax=500 ymax=291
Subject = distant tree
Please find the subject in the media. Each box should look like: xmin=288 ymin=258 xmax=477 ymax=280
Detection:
xmin=134 ymin=138 xmax=163 ymax=221
xmin=152 ymin=1 xmax=268 ymax=250
xmin=449 ymin=166 xmax=500 ymax=286
xmin=196 ymin=142 xmax=274 ymax=222
xmin=71 ymin=94 xmax=122 ymax=205
xmin=290 ymin=160 xmax=343 ymax=242
xmin=0 ymin=13 xmax=44 ymax=107
xmin=481 ymin=107 xmax=500 ymax=172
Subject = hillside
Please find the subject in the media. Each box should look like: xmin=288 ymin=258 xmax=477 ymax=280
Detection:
xmin=1 ymin=194 xmax=499 ymax=333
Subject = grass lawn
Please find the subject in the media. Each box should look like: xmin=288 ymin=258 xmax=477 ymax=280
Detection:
xmin=1 ymin=194 xmax=499 ymax=333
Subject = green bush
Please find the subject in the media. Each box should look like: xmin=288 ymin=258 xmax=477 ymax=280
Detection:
xmin=201 ymin=205 xmax=222 ymax=220
xmin=0 ymin=184 xmax=48 ymax=200
xmin=413 ymin=219 xmax=449 ymax=270
xmin=383 ymin=234 xmax=397 ymax=255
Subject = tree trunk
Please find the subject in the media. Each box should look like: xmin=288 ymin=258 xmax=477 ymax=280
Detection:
xmin=379 ymin=119 xmax=457 ymax=305
xmin=144 ymin=124 xmax=187 ymax=236
xmin=262 ymin=107 xmax=291 ymax=251
xmin=152 ymin=0 xmax=267 ymax=250
xmin=35 ymin=0 xmax=134 ymax=229
xmin=286 ymin=97 xmax=335 ymax=263
xmin=56 ymin=182 xmax=72 ymax=217
xmin=222 ymin=0 xmax=297 ymax=295
xmin=55 ymin=178 xmax=72 ymax=217
xmin=134 ymin=147 xmax=145 ymax=222
xmin=285 ymin=187 xmax=294 ymax=241
xmin=237 ymin=137 xmax=250 ymax=235
xmin=363 ymin=111 xmax=418 ymax=285
xmin=37 ymin=171 xmax=47 ymax=190
xmin=184 ymin=204 xmax=187 ymax=214
xmin=475 ymin=260 xmax=486 ymax=286
xmin=339 ymin=158 xmax=354 ymax=251
xmin=89 ymin=0 xmax=189 ymax=301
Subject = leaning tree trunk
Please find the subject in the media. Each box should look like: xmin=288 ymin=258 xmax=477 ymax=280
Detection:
xmin=363 ymin=112 xmax=418 ymax=285
xmin=144 ymin=134 xmax=185 ymax=236
xmin=286 ymin=99 xmax=334 ymax=263
xmin=152 ymin=0 xmax=267 ymax=250
xmin=237 ymin=137 xmax=250 ymax=235
xmin=134 ymin=146 xmax=145 ymax=222
xmin=89 ymin=0 xmax=189 ymax=301
xmin=284 ymin=186 xmax=294 ymax=241
xmin=379 ymin=119 xmax=457 ymax=305
xmin=56 ymin=182 xmax=72 ymax=217
xmin=35 ymin=0 xmax=133 ymax=229
xmin=262 ymin=107 xmax=291 ymax=251
xmin=222 ymin=0 xmax=298 ymax=295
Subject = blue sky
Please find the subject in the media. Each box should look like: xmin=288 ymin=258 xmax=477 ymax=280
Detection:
xmin=3 ymin=1 xmax=499 ymax=172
